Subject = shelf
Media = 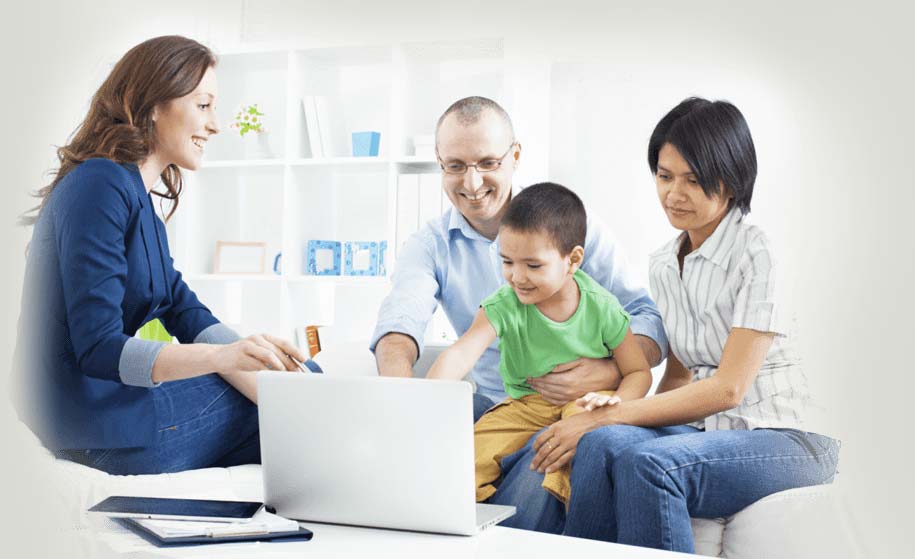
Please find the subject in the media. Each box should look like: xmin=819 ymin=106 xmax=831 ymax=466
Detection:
xmin=394 ymin=156 xmax=437 ymax=164
xmin=184 ymin=273 xmax=389 ymax=285
xmin=288 ymin=157 xmax=389 ymax=167
xmin=287 ymin=275 xmax=390 ymax=285
xmin=170 ymin=39 xmax=510 ymax=341
xmin=200 ymin=158 xmax=285 ymax=168
xmin=185 ymin=273 xmax=282 ymax=282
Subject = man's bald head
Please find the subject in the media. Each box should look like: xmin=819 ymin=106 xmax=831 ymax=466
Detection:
xmin=435 ymin=96 xmax=515 ymax=144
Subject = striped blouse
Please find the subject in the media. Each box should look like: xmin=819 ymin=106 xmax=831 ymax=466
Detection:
xmin=649 ymin=208 xmax=811 ymax=431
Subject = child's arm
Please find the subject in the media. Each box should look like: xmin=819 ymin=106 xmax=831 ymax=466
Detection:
xmin=579 ymin=328 xmax=651 ymax=410
xmin=426 ymin=308 xmax=497 ymax=381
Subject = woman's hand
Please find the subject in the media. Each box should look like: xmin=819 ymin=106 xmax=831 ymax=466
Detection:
xmin=215 ymin=333 xmax=307 ymax=375
xmin=531 ymin=411 xmax=605 ymax=474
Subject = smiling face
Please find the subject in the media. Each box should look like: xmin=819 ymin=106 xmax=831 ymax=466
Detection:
xmin=499 ymin=226 xmax=582 ymax=307
xmin=436 ymin=109 xmax=519 ymax=238
xmin=655 ymin=143 xmax=732 ymax=249
xmin=151 ymin=65 xmax=220 ymax=171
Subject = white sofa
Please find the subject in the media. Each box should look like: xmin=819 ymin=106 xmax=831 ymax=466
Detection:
xmin=7 ymin=409 xmax=863 ymax=558
xmin=5 ymin=345 xmax=863 ymax=558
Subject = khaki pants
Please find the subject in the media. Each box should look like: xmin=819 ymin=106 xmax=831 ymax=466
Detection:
xmin=474 ymin=391 xmax=615 ymax=504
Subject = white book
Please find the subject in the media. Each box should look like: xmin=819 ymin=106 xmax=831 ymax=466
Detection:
xmin=314 ymin=95 xmax=335 ymax=158
xmin=418 ymin=173 xmax=441 ymax=230
xmin=395 ymin=174 xmax=420 ymax=258
xmin=301 ymin=96 xmax=323 ymax=159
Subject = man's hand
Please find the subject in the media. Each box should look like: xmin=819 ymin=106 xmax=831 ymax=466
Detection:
xmin=528 ymin=357 xmax=622 ymax=406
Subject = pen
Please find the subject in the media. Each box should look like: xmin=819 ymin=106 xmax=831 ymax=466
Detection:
xmin=288 ymin=355 xmax=308 ymax=373
xmin=288 ymin=355 xmax=324 ymax=374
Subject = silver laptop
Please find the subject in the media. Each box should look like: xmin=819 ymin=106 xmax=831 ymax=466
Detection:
xmin=257 ymin=372 xmax=515 ymax=535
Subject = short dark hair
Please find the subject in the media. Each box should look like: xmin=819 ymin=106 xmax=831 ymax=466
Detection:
xmin=435 ymin=96 xmax=515 ymax=142
xmin=648 ymin=97 xmax=757 ymax=214
xmin=501 ymin=182 xmax=587 ymax=255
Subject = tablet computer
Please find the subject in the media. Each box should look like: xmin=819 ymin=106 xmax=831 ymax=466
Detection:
xmin=88 ymin=496 xmax=264 ymax=522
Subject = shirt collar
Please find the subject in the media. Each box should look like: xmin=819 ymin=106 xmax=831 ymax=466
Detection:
xmin=447 ymin=186 xmax=521 ymax=243
xmin=657 ymin=206 xmax=743 ymax=271
xmin=693 ymin=207 xmax=743 ymax=268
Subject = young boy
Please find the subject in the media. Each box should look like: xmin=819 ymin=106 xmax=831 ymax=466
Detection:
xmin=426 ymin=182 xmax=653 ymax=504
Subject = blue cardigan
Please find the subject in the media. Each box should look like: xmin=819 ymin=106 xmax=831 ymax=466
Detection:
xmin=14 ymin=159 xmax=229 ymax=450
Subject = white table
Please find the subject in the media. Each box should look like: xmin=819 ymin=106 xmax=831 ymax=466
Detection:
xmin=89 ymin=517 xmax=703 ymax=559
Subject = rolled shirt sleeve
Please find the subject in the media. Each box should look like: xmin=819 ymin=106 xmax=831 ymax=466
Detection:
xmin=732 ymin=240 xmax=786 ymax=336
xmin=369 ymin=232 xmax=441 ymax=359
xmin=194 ymin=322 xmax=242 ymax=344
xmin=118 ymin=337 xmax=168 ymax=387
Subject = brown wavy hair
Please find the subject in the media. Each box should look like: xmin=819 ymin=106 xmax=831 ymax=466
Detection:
xmin=20 ymin=35 xmax=217 ymax=225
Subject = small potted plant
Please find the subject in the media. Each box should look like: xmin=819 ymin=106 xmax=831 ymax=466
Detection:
xmin=230 ymin=103 xmax=271 ymax=158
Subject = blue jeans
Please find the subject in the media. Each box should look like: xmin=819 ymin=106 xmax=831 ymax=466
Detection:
xmin=57 ymin=374 xmax=260 ymax=475
xmin=564 ymin=425 xmax=840 ymax=553
xmin=472 ymin=392 xmax=566 ymax=533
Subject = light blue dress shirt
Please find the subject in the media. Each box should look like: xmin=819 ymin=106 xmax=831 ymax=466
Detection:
xmin=370 ymin=205 xmax=667 ymax=401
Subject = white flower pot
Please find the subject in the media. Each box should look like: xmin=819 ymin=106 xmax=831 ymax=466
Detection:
xmin=243 ymin=131 xmax=272 ymax=159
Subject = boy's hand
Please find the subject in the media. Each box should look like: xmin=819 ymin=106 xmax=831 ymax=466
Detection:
xmin=529 ymin=357 xmax=622 ymax=406
xmin=576 ymin=392 xmax=622 ymax=411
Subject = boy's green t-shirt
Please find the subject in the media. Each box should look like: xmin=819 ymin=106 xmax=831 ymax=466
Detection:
xmin=481 ymin=269 xmax=631 ymax=399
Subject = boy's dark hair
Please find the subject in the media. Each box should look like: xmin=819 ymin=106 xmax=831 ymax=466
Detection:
xmin=648 ymin=97 xmax=757 ymax=214
xmin=501 ymin=182 xmax=587 ymax=255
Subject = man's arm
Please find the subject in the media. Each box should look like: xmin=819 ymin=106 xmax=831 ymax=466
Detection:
xmin=655 ymin=348 xmax=693 ymax=394
xmin=375 ymin=332 xmax=419 ymax=377
xmin=369 ymin=232 xmax=440 ymax=376
xmin=580 ymin=216 xmax=668 ymax=362
xmin=530 ymin=335 xmax=659 ymax=405
xmin=636 ymin=334 xmax=662 ymax=368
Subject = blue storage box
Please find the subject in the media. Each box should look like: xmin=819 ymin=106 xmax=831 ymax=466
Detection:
xmin=351 ymin=131 xmax=381 ymax=157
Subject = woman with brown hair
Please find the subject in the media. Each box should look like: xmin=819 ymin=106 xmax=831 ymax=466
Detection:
xmin=13 ymin=35 xmax=306 ymax=475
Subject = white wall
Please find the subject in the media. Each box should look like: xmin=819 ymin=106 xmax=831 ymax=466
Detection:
xmin=1 ymin=1 xmax=912 ymax=555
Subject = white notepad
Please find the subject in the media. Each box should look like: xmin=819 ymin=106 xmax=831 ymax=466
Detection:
xmin=133 ymin=508 xmax=299 ymax=539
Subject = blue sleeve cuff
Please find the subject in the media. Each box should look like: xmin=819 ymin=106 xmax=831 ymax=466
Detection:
xmin=628 ymin=314 xmax=669 ymax=362
xmin=118 ymin=337 xmax=168 ymax=388
xmin=193 ymin=322 xmax=241 ymax=345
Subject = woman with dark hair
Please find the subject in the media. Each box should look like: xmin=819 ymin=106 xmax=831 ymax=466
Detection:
xmin=13 ymin=35 xmax=306 ymax=475
xmin=524 ymin=98 xmax=839 ymax=552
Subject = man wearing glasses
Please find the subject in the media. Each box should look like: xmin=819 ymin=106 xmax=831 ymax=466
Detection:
xmin=369 ymin=96 xmax=665 ymax=531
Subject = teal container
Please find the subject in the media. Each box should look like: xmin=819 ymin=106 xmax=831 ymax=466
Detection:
xmin=351 ymin=131 xmax=381 ymax=157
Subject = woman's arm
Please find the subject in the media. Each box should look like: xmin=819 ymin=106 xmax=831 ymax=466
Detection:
xmin=152 ymin=333 xmax=308 ymax=402
xmin=654 ymin=349 xmax=693 ymax=394
xmin=426 ymin=308 xmax=497 ymax=381
xmin=531 ymin=327 xmax=774 ymax=473
xmin=608 ymin=328 xmax=774 ymax=426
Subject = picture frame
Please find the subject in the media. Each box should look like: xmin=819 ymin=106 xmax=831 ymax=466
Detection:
xmin=306 ymin=240 xmax=342 ymax=276
xmin=214 ymin=241 xmax=267 ymax=274
xmin=344 ymin=241 xmax=380 ymax=276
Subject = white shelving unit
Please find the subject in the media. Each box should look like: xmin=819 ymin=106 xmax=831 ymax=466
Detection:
xmin=169 ymin=38 xmax=534 ymax=351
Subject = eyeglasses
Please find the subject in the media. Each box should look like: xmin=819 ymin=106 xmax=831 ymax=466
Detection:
xmin=437 ymin=143 xmax=516 ymax=175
